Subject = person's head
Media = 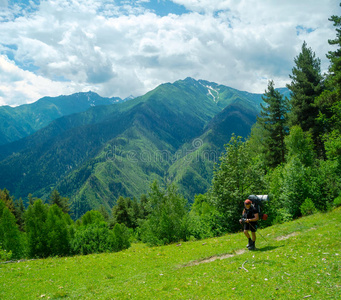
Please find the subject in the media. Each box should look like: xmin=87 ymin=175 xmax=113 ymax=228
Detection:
xmin=244 ymin=199 xmax=252 ymax=208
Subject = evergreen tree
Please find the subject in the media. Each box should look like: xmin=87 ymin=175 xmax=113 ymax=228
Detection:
xmin=287 ymin=41 xmax=324 ymax=155
xmin=139 ymin=194 xmax=149 ymax=218
xmin=0 ymin=189 xmax=15 ymax=214
xmin=14 ymin=198 xmax=25 ymax=231
xmin=28 ymin=193 xmax=35 ymax=206
xmin=112 ymin=196 xmax=133 ymax=228
xmin=97 ymin=205 xmax=110 ymax=222
xmin=49 ymin=189 xmax=70 ymax=214
xmin=258 ymin=80 xmax=289 ymax=167
xmin=316 ymin=6 xmax=341 ymax=157
xmin=131 ymin=198 xmax=141 ymax=229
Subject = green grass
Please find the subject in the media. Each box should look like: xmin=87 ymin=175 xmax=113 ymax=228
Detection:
xmin=1 ymin=208 xmax=340 ymax=299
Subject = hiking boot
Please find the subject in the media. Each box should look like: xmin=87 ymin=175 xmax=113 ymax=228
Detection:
xmin=246 ymin=238 xmax=252 ymax=248
xmin=248 ymin=240 xmax=255 ymax=250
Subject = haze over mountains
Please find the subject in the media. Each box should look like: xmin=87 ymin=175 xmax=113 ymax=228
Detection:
xmin=0 ymin=78 xmax=288 ymax=219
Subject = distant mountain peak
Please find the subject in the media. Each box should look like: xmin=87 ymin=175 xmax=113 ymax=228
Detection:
xmin=123 ymin=95 xmax=135 ymax=102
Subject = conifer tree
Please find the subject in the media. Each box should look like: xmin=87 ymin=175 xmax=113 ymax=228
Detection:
xmin=316 ymin=5 xmax=341 ymax=137
xmin=14 ymin=198 xmax=25 ymax=231
xmin=258 ymin=80 xmax=289 ymax=167
xmin=49 ymin=189 xmax=70 ymax=214
xmin=97 ymin=205 xmax=110 ymax=222
xmin=287 ymin=41 xmax=324 ymax=155
xmin=0 ymin=189 xmax=15 ymax=214
xmin=112 ymin=196 xmax=133 ymax=228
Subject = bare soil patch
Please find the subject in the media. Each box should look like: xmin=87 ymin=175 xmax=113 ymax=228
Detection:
xmin=276 ymin=232 xmax=298 ymax=241
xmin=182 ymin=249 xmax=246 ymax=267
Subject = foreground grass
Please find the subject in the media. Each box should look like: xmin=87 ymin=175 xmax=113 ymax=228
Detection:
xmin=1 ymin=208 xmax=340 ymax=299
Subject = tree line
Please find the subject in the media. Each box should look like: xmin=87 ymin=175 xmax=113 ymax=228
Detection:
xmin=1 ymin=5 xmax=341 ymax=261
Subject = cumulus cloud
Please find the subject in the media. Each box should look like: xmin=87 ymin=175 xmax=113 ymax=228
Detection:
xmin=0 ymin=0 xmax=339 ymax=106
xmin=0 ymin=55 xmax=86 ymax=106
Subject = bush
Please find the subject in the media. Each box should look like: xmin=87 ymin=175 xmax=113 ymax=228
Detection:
xmin=0 ymin=207 xmax=24 ymax=259
xmin=0 ymin=245 xmax=12 ymax=262
xmin=112 ymin=223 xmax=131 ymax=252
xmin=272 ymin=208 xmax=293 ymax=225
xmin=333 ymin=195 xmax=341 ymax=208
xmin=300 ymin=198 xmax=317 ymax=216
xmin=71 ymin=222 xmax=131 ymax=255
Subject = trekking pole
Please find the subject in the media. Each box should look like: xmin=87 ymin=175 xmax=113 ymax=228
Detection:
xmin=248 ymin=222 xmax=268 ymax=243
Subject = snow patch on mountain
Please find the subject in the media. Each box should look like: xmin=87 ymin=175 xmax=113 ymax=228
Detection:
xmin=200 ymin=82 xmax=219 ymax=102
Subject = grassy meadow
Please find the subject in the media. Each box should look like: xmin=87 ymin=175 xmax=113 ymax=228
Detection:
xmin=1 ymin=208 xmax=340 ymax=299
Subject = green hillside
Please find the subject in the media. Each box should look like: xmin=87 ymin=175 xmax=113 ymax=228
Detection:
xmin=0 ymin=78 xmax=268 ymax=217
xmin=1 ymin=208 xmax=340 ymax=299
xmin=0 ymin=91 xmax=123 ymax=145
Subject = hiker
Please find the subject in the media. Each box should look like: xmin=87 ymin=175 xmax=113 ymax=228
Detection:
xmin=240 ymin=199 xmax=259 ymax=250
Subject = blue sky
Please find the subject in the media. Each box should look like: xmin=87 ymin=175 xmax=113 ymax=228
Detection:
xmin=0 ymin=0 xmax=339 ymax=106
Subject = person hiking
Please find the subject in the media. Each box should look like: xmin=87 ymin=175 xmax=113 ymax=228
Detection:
xmin=240 ymin=199 xmax=259 ymax=250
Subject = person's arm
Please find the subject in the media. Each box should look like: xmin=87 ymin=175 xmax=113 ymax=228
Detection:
xmin=246 ymin=213 xmax=259 ymax=223
xmin=240 ymin=209 xmax=246 ymax=223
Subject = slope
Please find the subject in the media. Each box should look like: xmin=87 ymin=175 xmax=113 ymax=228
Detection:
xmin=55 ymin=80 xmax=226 ymax=218
xmin=168 ymin=103 xmax=258 ymax=199
xmin=0 ymin=91 xmax=123 ymax=145
xmin=1 ymin=208 xmax=340 ymax=299
xmin=0 ymin=78 xmax=269 ymax=217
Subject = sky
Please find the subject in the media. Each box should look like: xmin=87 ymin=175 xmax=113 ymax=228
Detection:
xmin=0 ymin=0 xmax=339 ymax=106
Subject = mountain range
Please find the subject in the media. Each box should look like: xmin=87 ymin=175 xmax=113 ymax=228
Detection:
xmin=0 ymin=91 xmax=126 ymax=146
xmin=0 ymin=78 xmax=288 ymax=219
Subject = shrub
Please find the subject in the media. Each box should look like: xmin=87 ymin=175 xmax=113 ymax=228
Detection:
xmin=112 ymin=223 xmax=131 ymax=252
xmin=71 ymin=222 xmax=130 ymax=255
xmin=300 ymin=198 xmax=317 ymax=216
xmin=0 ymin=245 xmax=12 ymax=262
xmin=272 ymin=208 xmax=293 ymax=225
xmin=0 ymin=207 xmax=24 ymax=259
xmin=333 ymin=195 xmax=341 ymax=208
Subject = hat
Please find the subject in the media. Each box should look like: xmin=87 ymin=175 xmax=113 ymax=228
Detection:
xmin=244 ymin=199 xmax=252 ymax=205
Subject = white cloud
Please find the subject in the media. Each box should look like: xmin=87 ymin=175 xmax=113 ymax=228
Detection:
xmin=0 ymin=0 xmax=339 ymax=106
xmin=0 ymin=55 xmax=80 ymax=106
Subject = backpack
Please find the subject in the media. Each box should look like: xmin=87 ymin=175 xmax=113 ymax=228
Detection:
xmin=248 ymin=195 xmax=269 ymax=221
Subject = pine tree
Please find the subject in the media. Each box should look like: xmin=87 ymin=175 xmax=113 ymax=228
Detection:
xmin=287 ymin=41 xmax=324 ymax=155
xmin=97 ymin=205 xmax=110 ymax=222
xmin=112 ymin=196 xmax=133 ymax=228
xmin=14 ymin=198 xmax=25 ymax=231
xmin=258 ymin=80 xmax=289 ymax=167
xmin=0 ymin=189 xmax=15 ymax=214
xmin=316 ymin=6 xmax=341 ymax=134
xmin=49 ymin=189 xmax=70 ymax=214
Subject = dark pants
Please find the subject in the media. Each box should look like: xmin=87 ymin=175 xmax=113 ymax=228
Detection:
xmin=244 ymin=222 xmax=257 ymax=232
